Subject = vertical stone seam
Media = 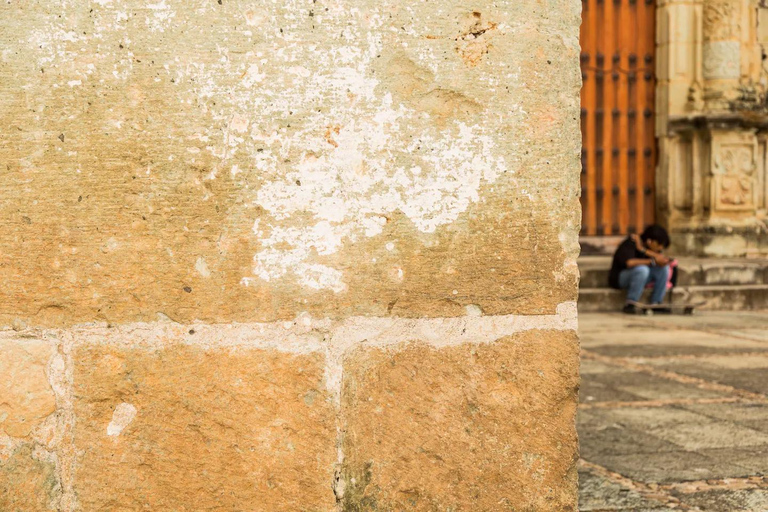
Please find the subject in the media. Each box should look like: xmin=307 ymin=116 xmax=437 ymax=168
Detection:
xmin=47 ymin=330 xmax=77 ymax=512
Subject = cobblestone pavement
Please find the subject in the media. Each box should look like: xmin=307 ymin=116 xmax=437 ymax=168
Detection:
xmin=578 ymin=312 xmax=768 ymax=511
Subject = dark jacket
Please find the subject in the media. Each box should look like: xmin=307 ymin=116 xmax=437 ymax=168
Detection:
xmin=608 ymin=238 xmax=646 ymax=289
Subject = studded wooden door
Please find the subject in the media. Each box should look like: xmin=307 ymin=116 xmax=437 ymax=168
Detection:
xmin=580 ymin=0 xmax=656 ymax=236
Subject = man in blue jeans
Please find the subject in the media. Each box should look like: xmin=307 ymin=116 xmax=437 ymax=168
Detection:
xmin=608 ymin=225 xmax=672 ymax=314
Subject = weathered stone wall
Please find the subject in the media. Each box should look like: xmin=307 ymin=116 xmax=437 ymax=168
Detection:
xmin=0 ymin=1 xmax=581 ymax=510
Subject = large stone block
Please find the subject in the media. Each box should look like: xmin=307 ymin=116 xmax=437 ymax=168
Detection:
xmin=72 ymin=342 xmax=337 ymax=511
xmin=339 ymin=329 xmax=580 ymax=511
xmin=0 ymin=0 xmax=581 ymax=327
xmin=0 ymin=335 xmax=56 ymax=438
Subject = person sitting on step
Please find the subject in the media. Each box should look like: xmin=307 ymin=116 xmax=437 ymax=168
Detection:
xmin=608 ymin=225 xmax=671 ymax=314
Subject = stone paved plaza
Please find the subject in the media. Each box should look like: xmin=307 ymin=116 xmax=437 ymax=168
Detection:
xmin=579 ymin=312 xmax=768 ymax=511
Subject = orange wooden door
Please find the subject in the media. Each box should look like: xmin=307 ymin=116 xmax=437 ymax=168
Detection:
xmin=580 ymin=0 xmax=656 ymax=236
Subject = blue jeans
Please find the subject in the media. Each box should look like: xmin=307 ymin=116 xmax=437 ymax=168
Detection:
xmin=618 ymin=265 xmax=670 ymax=304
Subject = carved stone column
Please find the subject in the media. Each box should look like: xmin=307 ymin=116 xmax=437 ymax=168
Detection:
xmin=702 ymin=0 xmax=742 ymax=110
xmin=657 ymin=0 xmax=768 ymax=256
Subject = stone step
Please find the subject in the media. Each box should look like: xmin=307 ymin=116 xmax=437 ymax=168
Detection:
xmin=578 ymin=285 xmax=768 ymax=312
xmin=579 ymin=236 xmax=624 ymax=256
xmin=579 ymin=256 xmax=768 ymax=289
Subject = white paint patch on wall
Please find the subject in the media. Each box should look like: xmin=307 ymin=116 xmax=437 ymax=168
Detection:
xmin=107 ymin=402 xmax=137 ymax=436
xmin=240 ymin=102 xmax=505 ymax=292
xmin=25 ymin=0 xmax=514 ymax=294
xmin=134 ymin=3 xmax=512 ymax=293
xmin=227 ymin=29 xmax=507 ymax=292
xmin=27 ymin=0 xmax=153 ymax=82
xmin=195 ymin=257 xmax=211 ymax=278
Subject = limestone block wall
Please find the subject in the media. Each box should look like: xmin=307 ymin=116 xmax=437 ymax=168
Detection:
xmin=0 ymin=1 xmax=582 ymax=510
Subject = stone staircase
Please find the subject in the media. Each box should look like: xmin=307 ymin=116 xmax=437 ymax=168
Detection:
xmin=578 ymin=256 xmax=768 ymax=312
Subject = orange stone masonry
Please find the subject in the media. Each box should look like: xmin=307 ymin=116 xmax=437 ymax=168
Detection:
xmin=0 ymin=0 xmax=582 ymax=509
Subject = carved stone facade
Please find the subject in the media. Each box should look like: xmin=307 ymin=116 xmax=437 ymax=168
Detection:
xmin=712 ymin=133 xmax=758 ymax=209
xmin=657 ymin=0 xmax=768 ymax=256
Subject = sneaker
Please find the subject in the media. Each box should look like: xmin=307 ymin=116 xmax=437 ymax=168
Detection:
xmin=622 ymin=303 xmax=639 ymax=314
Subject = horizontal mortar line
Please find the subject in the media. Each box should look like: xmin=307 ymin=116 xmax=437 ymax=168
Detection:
xmin=660 ymin=476 xmax=768 ymax=494
xmin=578 ymin=459 xmax=698 ymax=511
xmin=579 ymin=396 xmax=767 ymax=410
xmin=2 ymin=302 xmax=578 ymax=352
xmin=581 ymin=350 xmax=768 ymax=402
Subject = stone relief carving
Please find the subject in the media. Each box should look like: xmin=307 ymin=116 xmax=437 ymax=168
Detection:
xmin=703 ymin=41 xmax=741 ymax=79
xmin=703 ymin=1 xmax=740 ymax=41
xmin=713 ymin=143 xmax=756 ymax=209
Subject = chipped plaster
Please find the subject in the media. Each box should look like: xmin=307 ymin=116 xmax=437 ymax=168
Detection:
xmin=25 ymin=0 xmax=514 ymax=294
